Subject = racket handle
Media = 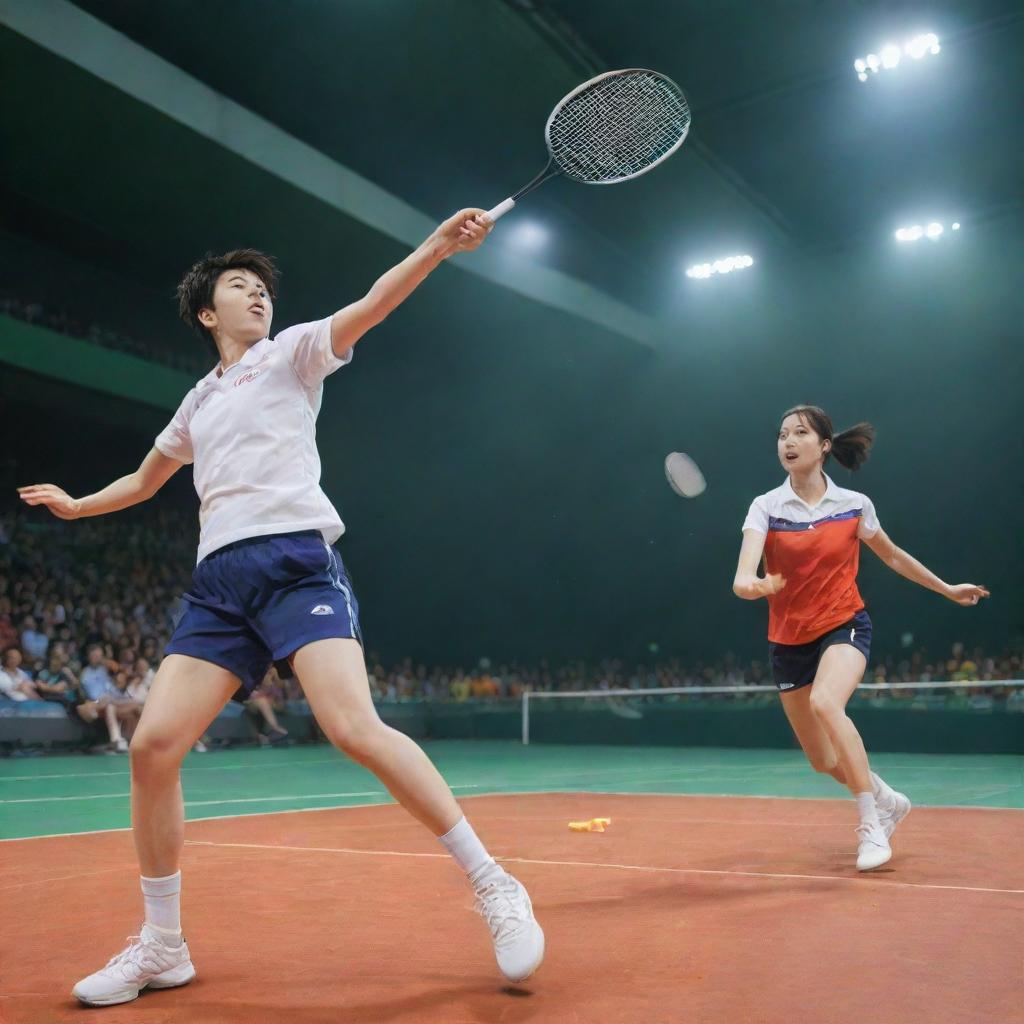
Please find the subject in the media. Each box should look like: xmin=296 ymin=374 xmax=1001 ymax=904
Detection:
xmin=482 ymin=197 xmax=515 ymax=224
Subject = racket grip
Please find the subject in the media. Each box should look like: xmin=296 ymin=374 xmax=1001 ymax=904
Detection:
xmin=482 ymin=197 xmax=515 ymax=224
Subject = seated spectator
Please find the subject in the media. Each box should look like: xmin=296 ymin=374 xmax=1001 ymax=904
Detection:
xmin=246 ymin=668 xmax=289 ymax=745
xmin=77 ymin=643 xmax=139 ymax=753
xmin=34 ymin=651 xmax=81 ymax=707
xmin=20 ymin=615 xmax=50 ymax=662
xmin=125 ymin=658 xmax=153 ymax=704
xmin=0 ymin=647 xmax=42 ymax=701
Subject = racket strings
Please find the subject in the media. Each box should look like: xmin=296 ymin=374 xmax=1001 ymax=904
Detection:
xmin=548 ymin=71 xmax=690 ymax=183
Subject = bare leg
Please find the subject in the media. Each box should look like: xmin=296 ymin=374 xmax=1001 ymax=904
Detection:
xmin=807 ymin=644 xmax=872 ymax=795
xmin=293 ymin=639 xmax=461 ymax=835
xmin=129 ymin=655 xmax=238 ymax=876
xmin=779 ymin=685 xmax=849 ymax=785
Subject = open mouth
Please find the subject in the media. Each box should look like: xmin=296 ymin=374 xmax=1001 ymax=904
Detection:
xmin=784 ymin=452 xmax=799 ymax=462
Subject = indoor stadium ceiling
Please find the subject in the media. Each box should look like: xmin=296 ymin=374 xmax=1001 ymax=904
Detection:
xmin=4 ymin=0 xmax=1022 ymax=323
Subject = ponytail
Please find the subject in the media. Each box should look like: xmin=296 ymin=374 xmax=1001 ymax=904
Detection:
xmin=830 ymin=422 xmax=875 ymax=471
xmin=780 ymin=405 xmax=876 ymax=472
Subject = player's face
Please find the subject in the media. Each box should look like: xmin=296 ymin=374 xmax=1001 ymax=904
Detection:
xmin=203 ymin=268 xmax=273 ymax=343
xmin=777 ymin=413 xmax=828 ymax=473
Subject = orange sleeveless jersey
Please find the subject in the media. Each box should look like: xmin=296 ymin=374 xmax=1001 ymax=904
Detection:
xmin=742 ymin=476 xmax=880 ymax=646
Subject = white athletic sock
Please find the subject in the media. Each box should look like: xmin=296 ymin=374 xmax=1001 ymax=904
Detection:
xmin=438 ymin=817 xmax=503 ymax=888
xmin=856 ymin=792 xmax=881 ymax=829
xmin=140 ymin=872 xmax=182 ymax=944
xmin=870 ymin=770 xmax=896 ymax=807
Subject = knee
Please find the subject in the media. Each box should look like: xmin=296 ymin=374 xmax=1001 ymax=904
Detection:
xmin=809 ymin=690 xmax=844 ymax=725
xmin=324 ymin=713 xmax=386 ymax=761
xmin=130 ymin=729 xmax=186 ymax=775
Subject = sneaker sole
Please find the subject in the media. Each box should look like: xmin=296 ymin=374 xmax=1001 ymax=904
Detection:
xmin=73 ymin=965 xmax=195 ymax=1006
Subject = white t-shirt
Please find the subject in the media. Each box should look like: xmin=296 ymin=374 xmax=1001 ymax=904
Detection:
xmin=156 ymin=317 xmax=351 ymax=562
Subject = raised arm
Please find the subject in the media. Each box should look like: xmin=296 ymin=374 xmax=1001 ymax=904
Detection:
xmin=733 ymin=529 xmax=786 ymax=600
xmin=863 ymin=527 xmax=989 ymax=606
xmin=18 ymin=447 xmax=184 ymax=520
xmin=329 ymin=207 xmax=491 ymax=359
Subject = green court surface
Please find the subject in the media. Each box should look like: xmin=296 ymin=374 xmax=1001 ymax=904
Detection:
xmin=2 ymin=742 xmax=1021 ymax=841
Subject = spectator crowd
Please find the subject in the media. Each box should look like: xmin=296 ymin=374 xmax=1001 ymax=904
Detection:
xmin=1 ymin=508 xmax=1020 ymax=752
xmin=1 ymin=288 xmax=210 ymax=376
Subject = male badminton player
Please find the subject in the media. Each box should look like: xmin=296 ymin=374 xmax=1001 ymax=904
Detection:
xmin=19 ymin=208 xmax=545 ymax=1005
xmin=732 ymin=405 xmax=988 ymax=870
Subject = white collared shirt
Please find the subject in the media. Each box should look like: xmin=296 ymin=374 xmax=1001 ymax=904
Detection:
xmin=156 ymin=317 xmax=351 ymax=563
xmin=742 ymin=474 xmax=879 ymax=539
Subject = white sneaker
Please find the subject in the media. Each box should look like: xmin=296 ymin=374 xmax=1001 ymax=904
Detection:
xmin=856 ymin=823 xmax=892 ymax=871
xmin=72 ymin=925 xmax=195 ymax=1006
xmin=877 ymin=790 xmax=911 ymax=840
xmin=114 ymin=737 xmax=129 ymax=753
xmin=474 ymin=872 xmax=545 ymax=983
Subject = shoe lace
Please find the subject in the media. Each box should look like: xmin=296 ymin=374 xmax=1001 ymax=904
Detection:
xmin=475 ymin=880 xmax=527 ymax=946
xmin=105 ymin=935 xmax=164 ymax=978
xmin=855 ymin=823 xmax=885 ymax=846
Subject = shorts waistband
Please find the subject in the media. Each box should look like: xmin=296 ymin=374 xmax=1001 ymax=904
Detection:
xmin=205 ymin=530 xmax=322 ymax=561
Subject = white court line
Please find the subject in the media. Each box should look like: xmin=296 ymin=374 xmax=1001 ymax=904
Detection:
xmin=183 ymin=838 xmax=1024 ymax=897
xmin=0 ymin=757 xmax=349 ymax=782
xmin=3 ymin=788 xmax=1020 ymax=843
xmin=0 ymin=784 xmax=481 ymax=807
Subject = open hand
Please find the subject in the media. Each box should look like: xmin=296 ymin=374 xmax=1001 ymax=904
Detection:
xmin=17 ymin=484 xmax=82 ymax=520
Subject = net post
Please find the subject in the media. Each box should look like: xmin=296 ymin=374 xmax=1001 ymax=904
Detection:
xmin=522 ymin=686 xmax=531 ymax=745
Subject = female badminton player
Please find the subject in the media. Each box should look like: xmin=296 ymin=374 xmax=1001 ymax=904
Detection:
xmin=19 ymin=208 xmax=545 ymax=1005
xmin=732 ymin=405 xmax=989 ymax=871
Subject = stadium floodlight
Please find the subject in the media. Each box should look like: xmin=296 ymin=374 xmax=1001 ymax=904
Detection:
xmin=685 ymin=254 xmax=754 ymax=279
xmin=895 ymin=220 xmax=959 ymax=243
xmin=855 ymin=32 xmax=940 ymax=80
xmin=880 ymin=44 xmax=902 ymax=68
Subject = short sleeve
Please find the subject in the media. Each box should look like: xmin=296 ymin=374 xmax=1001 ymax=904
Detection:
xmin=742 ymin=496 xmax=769 ymax=534
xmin=154 ymin=390 xmax=196 ymax=465
xmin=276 ymin=316 xmax=352 ymax=389
xmin=858 ymin=494 xmax=880 ymax=539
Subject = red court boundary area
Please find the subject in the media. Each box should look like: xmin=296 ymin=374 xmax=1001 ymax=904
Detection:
xmin=1 ymin=793 xmax=1021 ymax=1024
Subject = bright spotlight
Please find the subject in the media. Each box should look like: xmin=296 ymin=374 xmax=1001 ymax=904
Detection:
xmin=685 ymin=254 xmax=754 ymax=279
xmin=880 ymin=44 xmax=902 ymax=68
xmin=856 ymin=32 xmax=940 ymax=78
xmin=895 ymin=220 xmax=960 ymax=244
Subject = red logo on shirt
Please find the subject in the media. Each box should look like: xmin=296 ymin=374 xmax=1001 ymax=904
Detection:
xmin=234 ymin=368 xmax=263 ymax=387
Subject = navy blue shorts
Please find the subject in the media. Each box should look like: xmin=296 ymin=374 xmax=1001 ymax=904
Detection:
xmin=166 ymin=530 xmax=361 ymax=698
xmin=769 ymin=610 xmax=872 ymax=693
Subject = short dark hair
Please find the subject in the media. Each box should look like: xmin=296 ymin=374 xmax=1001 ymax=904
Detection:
xmin=176 ymin=249 xmax=279 ymax=340
xmin=780 ymin=405 xmax=876 ymax=471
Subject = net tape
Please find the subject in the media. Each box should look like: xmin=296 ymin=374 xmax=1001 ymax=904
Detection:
xmin=547 ymin=70 xmax=691 ymax=183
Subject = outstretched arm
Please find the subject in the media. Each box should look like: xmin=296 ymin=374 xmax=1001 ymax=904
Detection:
xmin=733 ymin=529 xmax=786 ymax=600
xmin=863 ymin=527 xmax=990 ymax=606
xmin=329 ymin=207 xmax=491 ymax=359
xmin=17 ymin=447 xmax=184 ymax=520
